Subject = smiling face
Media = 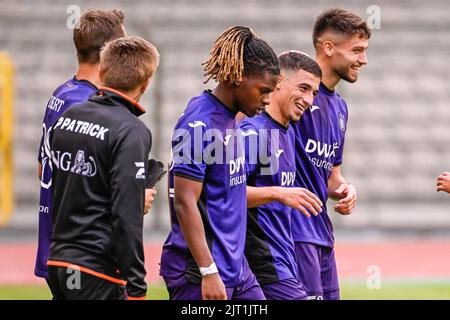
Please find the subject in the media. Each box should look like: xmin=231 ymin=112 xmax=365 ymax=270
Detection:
xmin=233 ymin=71 xmax=280 ymax=117
xmin=275 ymin=69 xmax=320 ymax=122
xmin=330 ymin=34 xmax=369 ymax=83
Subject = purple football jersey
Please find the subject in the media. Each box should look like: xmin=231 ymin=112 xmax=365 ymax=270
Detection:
xmin=35 ymin=77 xmax=96 ymax=278
xmin=160 ymin=90 xmax=248 ymax=287
xmin=240 ymin=112 xmax=299 ymax=285
xmin=291 ymin=83 xmax=348 ymax=247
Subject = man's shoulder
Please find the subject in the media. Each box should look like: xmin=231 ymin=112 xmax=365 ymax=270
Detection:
xmin=54 ymin=78 xmax=95 ymax=101
xmin=325 ymin=87 xmax=347 ymax=104
xmin=112 ymin=107 xmax=150 ymax=134
xmin=108 ymin=116 xmax=151 ymax=150
xmin=176 ymin=97 xmax=214 ymax=130
xmin=240 ymin=114 xmax=266 ymax=131
xmin=331 ymin=91 xmax=349 ymax=118
xmin=313 ymin=89 xmax=348 ymax=116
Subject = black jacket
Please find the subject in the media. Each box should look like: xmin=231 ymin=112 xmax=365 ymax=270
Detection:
xmin=48 ymin=87 xmax=151 ymax=298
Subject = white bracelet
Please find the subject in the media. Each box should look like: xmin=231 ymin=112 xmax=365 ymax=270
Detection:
xmin=199 ymin=262 xmax=218 ymax=276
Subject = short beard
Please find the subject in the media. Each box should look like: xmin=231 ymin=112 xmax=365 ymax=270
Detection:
xmin=336 ymin=65 xmax=358 ymax=83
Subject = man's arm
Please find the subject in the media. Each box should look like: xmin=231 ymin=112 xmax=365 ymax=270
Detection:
xmin=174 ymin=175 xmax=227 ymax=300
xmin=328 ymin=165 xmax=357 ymax=215
xmin=247 ymin=186 xmax=322 ymax=218
xmin=37 ymin=162 xmax=42 ymax=180
xmin=110 ymin=127 xmax=150 ymax=299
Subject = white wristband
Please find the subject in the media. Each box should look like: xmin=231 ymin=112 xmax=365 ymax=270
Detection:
xmin=199 ymin=262 xmax=218 ymax=276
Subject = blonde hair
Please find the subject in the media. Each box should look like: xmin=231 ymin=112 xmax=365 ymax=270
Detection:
xmin=99 ymin=36 xmax=160 ymax=92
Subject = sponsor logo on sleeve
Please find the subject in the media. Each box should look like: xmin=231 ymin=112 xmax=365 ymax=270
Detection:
xmin=135 ymin=162 xmax=146 ymax=180
xmin=310 ymin=105 xmax=320 ymax=113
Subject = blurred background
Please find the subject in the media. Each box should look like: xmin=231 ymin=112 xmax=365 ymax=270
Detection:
xmin=0 ymin=0 xmax=449 ymax=299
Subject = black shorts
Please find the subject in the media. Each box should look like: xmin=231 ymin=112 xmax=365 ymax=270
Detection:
xmin=47 ymin=266 xmax=126 ymax=300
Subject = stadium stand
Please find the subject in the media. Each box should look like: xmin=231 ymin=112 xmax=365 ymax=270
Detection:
xmin=0 ymin=0 xmax=449 ymax=232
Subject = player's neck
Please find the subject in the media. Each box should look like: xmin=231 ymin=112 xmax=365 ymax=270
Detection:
xmin=212 ymin=83 xmax=238 ymax=114
xmin=105 ymin=86 xmax=143 ymax=104
xmin=316 ymin=57 xmax=340 ymax=91
xmin=76 ymin=63 xmax=101 ymax=87
xmin=266 ymin=102 xmax=289 ymax=127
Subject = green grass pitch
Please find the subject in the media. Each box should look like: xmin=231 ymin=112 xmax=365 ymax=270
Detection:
xmin=1 ymin=280 xmax=450 ymax=300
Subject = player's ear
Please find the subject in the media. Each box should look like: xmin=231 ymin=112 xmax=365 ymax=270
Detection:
xmin=140 ymin=76 xmax=151 ymax=93
xmin=323 ymin=40 xmax=334 ymax=57
xmin=275 ymin=74 xmax=284 ymax=90
xmin=235 ymin=75 xmax=247 ymax=88
xmin=134 ymin=77 xmax=152 ymax=102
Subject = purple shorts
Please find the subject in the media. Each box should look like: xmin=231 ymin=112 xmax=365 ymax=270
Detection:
xmin=260 ymin=278 xmax=307 ymax=300
xmin=163 ymin=262 xmax=265 ymax=300
xmin=294 ymin=242 xmax=340 ymax=300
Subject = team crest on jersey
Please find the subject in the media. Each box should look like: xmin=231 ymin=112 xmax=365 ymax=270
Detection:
xmin=338 ymin=113 xmax=346 ymax=133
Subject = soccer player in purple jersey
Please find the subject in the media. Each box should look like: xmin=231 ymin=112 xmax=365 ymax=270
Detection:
xmin=160 ymin=26 xmax=280 ymax=300
xmin=242 ymin=51 xmax=323 ymax=300
xmin=291 ymin=9 xmax=371 ymax=300
xmin=35 ymin=10 xmax=156 ymax=293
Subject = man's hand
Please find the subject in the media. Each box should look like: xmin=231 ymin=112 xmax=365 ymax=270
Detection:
xmin=332 ymin=183 xmax=357 ymax=215
xmin=277 ymin=187 xmax=323 ymax=218
xmin=144 ymin=188 xmax=157 ymax=215
xmin=437 ymin=172 xmax=450 ymax=194
xmin=201 ymin=273 xmax=227 ymax=300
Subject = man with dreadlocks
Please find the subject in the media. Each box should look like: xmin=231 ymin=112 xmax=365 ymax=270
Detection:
xmin=160 ymin=26 xmax=280 ymax=300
